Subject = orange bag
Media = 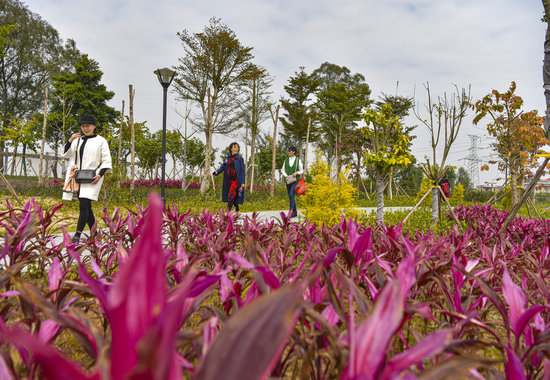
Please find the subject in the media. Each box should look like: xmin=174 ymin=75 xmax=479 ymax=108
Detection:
xmin=295 ymin=178 xmax=308 ymax=195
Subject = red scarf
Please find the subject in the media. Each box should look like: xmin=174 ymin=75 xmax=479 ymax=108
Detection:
xmin=227 ymin=156 xmax=238 ymax=202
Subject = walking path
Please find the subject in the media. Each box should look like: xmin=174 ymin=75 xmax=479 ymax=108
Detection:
xmin=239 ymin=207 xmax=411 ymax=223
xmin=46 ymin=207 xmax=411 ymax=248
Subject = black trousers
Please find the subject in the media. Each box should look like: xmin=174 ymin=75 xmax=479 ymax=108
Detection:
xmin=76 ymin=197 xmax=96 ymax=233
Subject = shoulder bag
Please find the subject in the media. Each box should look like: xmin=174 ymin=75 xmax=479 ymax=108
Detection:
xmin=74 ymin=138 xmax=99 ymax=184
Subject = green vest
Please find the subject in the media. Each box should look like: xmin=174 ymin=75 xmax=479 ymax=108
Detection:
xmin=284 ymin=157 xmax=301 ymax=180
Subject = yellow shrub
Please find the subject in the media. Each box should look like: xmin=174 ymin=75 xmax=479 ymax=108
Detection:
xmin=449 ymin=183 xmax=464 ymax=206
xmin=303 ymin=151 xmax=358 ymax=227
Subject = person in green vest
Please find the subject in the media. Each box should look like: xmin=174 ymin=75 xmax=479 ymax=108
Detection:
xmin=281 ymin=146 xmax=303 ymax=218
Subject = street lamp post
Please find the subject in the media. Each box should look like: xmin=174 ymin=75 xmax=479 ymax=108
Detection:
xmin=153 ymin=67 xmax=177 ymax=203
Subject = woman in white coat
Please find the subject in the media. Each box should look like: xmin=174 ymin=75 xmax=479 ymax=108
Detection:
xmin=62 ymin=114 xmax=112 ymax=243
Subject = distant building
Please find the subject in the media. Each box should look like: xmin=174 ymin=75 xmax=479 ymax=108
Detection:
xmin=478 ymin=182 xmax=499 ymax=192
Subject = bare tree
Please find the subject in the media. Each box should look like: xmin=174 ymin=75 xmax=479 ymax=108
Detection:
xmin=269 ymin=104 xmax=280 ymax=198
xmin=39 ymin=87 xmax=48 ymax=185
xmin=173 ymin=17 xmax=255 ymax=195
xmin=129 ymin=85 xmax=136 ymax=192
xmin=239 ymin=65 xmax=272 ymax=193
xmin=413 ymin=83 xmax=471 ymax=227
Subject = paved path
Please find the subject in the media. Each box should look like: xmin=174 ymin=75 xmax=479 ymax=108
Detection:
xmin=49 ymin=207 xmax=411 ymax=248
xmin=240 ymin=207 xmax=411 ymax=223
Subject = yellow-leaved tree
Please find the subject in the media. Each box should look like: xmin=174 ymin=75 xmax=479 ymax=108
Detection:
xmin=363 ymin=104 xmax=413 ymax=223
xmin=303 ymin=150 xmax=358 ymax=226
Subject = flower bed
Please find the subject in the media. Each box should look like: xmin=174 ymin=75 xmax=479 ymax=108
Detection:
xmin=0 ymin=197 xmax=549 ymax=379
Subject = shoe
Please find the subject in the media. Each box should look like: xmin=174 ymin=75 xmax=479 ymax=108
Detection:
xmin=71 ymin=236 xmax=80 ymax=244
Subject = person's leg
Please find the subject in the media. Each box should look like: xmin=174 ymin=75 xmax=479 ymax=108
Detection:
xmin=234 ymin=201 xmax=239 ymax=212
xmin=286 ymin=183 xmax=292 ymax=217
xmin=74 ymin=197 xmax=92 ymax=242
xmin=289 ymin=182 xmax=297 ymax=217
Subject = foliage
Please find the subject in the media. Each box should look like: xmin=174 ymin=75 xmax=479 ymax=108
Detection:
xmin=0 ymin=0 xmax=77 ymax=149
xmin=359 ymin=207 xmax=459 ymax=234
xmin=173 ymin=17 xmax=255 ymax=194
xmin=313 ymin=62 xmax=371 ymax=173
xmin=279 ymin=66 xmax=320 ymax=152
xmin=456 ymin=166 xmax=473 ymax=190
xmin=252 ymin=133 xmax=287 ymax=182
xmin=362 ymin=104 xmax=413 ymax=173
xmin=450 ymin=183 xmax=465 ymax=205
xmin=4 ymin=196 xmax=550 ymax=378
xmin=303 ymin=150 xmax=358 ymax=226
xmin=473 ymin=81 xmax=548 ymax=207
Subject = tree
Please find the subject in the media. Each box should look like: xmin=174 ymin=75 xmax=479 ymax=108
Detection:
xmin=49 ymin=54 xmax=118 ymax=132
xmin=254 ymin=132 xmax=287 ymax=183
xmin=239 ymin=65 xmax=272 ymax=192
xmin=375 ymin=93 xmax=415 ymax=199
xmin=46 ymin=54 xmax=118 ymax=177
xmin=106 ymin=117 xmax=147 ymax=178
xmin=456 ymin=167 xmax=473 ymax=191
xmin=0 ymin=0 xmax=77 ymax=158
xmin=173 ymin=17 xmax=255 ymax=195
xmin=135 ymin=131 xmax=162 ymax=179
xmin=473 ymin=82 xmax=548 ymax=207
xmin=313 ymin=62 xmax=371 ymax=175
xmin=413 ymin=84 xmax=471 ymax=227
xmin=362 ymin=104 xmax=413 ymax=222
xmin=1 ymin=116 xmax=40 ymax=175
xmin=279 ymin=67 xmax=320 ymax=157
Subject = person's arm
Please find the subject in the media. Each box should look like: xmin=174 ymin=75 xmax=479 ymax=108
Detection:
xmin=92 ymin=139 xmax=112 ymax=184
xmin=213 ymin=160 xmax=227 ymax=176
xmin=62 ymin=134 xmax=81 ymax=158
xmin=239 ymin=156 xmax=246 ymax=188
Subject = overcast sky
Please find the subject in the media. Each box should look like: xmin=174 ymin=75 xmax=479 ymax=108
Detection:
xmin=25 ymin=0 xmax=546 ymax=185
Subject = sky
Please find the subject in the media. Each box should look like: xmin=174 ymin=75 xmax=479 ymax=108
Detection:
xmin=25 ymin=0 xmax=547 ymax=186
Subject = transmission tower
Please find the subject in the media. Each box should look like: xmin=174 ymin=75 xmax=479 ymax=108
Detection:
xmin=465 ymin=135 xmax=481 ymax=187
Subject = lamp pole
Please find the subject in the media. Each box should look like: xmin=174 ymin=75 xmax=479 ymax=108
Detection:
xmin=153 ymin=67 xmax=177 ymax=204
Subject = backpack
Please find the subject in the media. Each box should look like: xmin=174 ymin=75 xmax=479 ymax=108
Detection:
xmin=441 ymin=181 xmax=450 ymax=198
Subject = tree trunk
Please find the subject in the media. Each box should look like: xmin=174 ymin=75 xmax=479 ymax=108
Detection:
xmin=39 ymin=87 xmax=48 ymax=185
xmin=10 ymin=145 xmax=18 ymax=176
xmin=21 ymin=144 xmax=27 ymax=176
xmin=250 ymin=130 xmax=256 ymax=194
xmin=510 ymin=162 xmax=519 ymax=208
xmin=117 ymin=100 xmax=125 ymax=187
xmin=543 ymin=0 xmax=550 ymax=133
xmin=200 ymin=88 xmax=214 ymax=195
xmin=430 ymin=186 xmax=439 ymax=228
xmin=335 ymin=118 xmax=343 ymax=176
xmin=182 ymin=113 xmax=189 ymax=190
xmin=269 ymin=105 xmax=279 ymax=198
xmin=201 ymin=127 xmax=214 ymax=195
xmin=376 ymin=169 xmax=385 ymax=223
xmin=304 ymin=117 xmax=311 ymax=175
xmin=129 ymin=85 xmax=135 ymax=192
xmin=388 ymin=169 xmax=393 ymax=200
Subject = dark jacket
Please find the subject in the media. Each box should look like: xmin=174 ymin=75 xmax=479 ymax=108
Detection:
xmin=215 ymin=154 xmax=246 ymax=204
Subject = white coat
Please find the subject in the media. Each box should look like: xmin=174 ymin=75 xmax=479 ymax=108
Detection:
xmin=62 ymin=135 xmax=112 ymax=201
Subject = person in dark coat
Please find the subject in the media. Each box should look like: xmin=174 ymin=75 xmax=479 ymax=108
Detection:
xmin=213 ymin=142 xmax=246 ymax=212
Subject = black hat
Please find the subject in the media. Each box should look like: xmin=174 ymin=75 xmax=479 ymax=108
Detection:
xmin=80 ymin=114 xmax=96 ymax=125
xmin=288 ymin=146 xmax=297 ymax=153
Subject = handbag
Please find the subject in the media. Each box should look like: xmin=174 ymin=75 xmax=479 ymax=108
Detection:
xmin=73 ymin=137 xmax=99 ymax=183
xmin=295 ymin=177 xmax=308 ymax=195
xmin=75 ymin=169 xmax=96 ymax=183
